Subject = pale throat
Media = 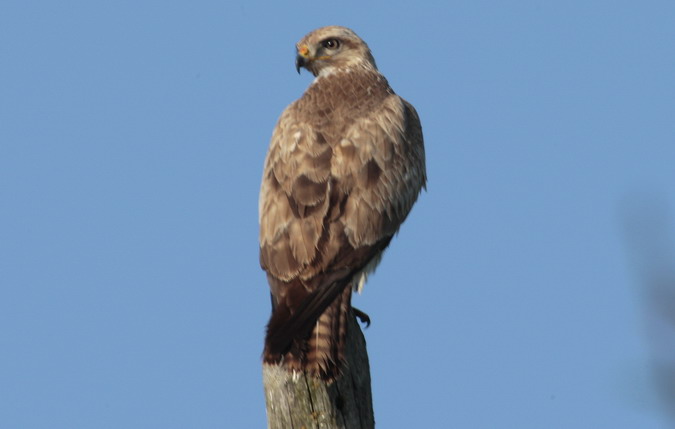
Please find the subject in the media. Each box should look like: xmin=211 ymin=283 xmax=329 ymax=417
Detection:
xmin=314 ymin=57 xmax=376 ymax=80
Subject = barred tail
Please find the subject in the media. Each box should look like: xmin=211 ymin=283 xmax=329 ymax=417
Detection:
xmin=305 ymin=284 xmax=352 ymax=379
xmin=263 ymin=277 xmax=353 ymax=381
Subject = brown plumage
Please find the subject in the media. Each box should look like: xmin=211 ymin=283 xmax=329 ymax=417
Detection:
xmin=259 ymin=26 xmax=426 ymax=379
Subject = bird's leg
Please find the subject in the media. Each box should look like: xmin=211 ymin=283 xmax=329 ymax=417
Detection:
xmin=352 ymin=307 xmax=371 ymax=327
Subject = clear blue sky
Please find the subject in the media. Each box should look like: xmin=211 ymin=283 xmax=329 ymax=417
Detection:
xmin=2 ymin=1 xmax=674 ymax=428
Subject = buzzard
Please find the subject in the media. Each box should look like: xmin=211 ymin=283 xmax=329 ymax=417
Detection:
xmin=259 ymin=26 xmax=426 ymax=379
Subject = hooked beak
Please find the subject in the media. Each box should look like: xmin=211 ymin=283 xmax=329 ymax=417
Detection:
xmin=295 ymin=55 xmax=305 ymax=74
xmin=295 ymin=45 xmax=311 ymax=74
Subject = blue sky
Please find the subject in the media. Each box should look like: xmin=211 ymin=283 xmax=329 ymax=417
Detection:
xmin=2 ymin=1 xmax=674 ymax=428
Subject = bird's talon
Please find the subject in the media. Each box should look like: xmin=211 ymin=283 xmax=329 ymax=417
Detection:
xmin=353 ymin=307 xmax=371 ymax=328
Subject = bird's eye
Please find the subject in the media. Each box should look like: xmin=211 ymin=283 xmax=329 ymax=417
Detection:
xmin=321 ymin=39 xmax=341 ymax=50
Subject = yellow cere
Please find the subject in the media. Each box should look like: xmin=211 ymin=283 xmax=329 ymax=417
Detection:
xmin=298 ymin=45 xmax=309 ymax=57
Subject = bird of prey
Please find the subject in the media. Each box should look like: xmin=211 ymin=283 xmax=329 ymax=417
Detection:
xmin=259 ymin=26 xmax=426 ymax=379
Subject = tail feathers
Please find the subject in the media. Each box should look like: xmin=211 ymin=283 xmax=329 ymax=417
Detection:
xmin=264 ymin=268 xmax=351 ymax=356
xmin=263 ymin=272 xmax=353 ymax=380
xmin=305 ymin=285 xmax=352 ymax=379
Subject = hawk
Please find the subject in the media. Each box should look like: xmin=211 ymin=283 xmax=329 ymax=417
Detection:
xmin=259 ymin=26 xmax=426 ymax=379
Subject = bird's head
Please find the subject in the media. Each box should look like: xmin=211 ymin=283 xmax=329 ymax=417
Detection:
xmin=295 ymin=26 xmax=377 ymax=77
